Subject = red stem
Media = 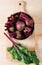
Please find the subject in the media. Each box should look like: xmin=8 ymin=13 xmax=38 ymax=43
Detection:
xmin=4 ymin=32 xmax=16 ymax=46
xmin=4 ymin=32 xmax=21 ymax=51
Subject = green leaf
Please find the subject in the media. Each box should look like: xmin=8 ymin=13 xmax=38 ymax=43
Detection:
xmin=7 ymin=46 xmax=13 ymax=51
xmin=17 ymin=44 xmax=29 ymax=55
xmin=7 ymin=44 xmax=40 ymax=65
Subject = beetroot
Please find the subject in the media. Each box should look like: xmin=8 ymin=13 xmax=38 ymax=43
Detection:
xmin=8 ymin=15 xmax=14 ymax=22
xmin=9 ymin=26 xmax=14 ymax=32
xmin=16 ymin=31 xmax=22 ymax=39
xmin=19 ymin=12 xmax=29 ymax=21
xmin=9 ymin=32 xmax=16 ymax=37
xmin=19 ymin=12 xmax=34 ymax=27
xmin=16 ymin=21 xmax=25 ymax=31
xmin=26 ymin=19 xmax=34 ymax=27
xmin=24 ymin=27 xmax=31 ymax=37
xmin=24 ymin=27 xmax=31 ymax=33
xmin=5 ymin=12 xmax=34 ymax=40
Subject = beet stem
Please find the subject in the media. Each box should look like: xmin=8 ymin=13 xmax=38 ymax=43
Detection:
xmin=4 ymin=33 xmax=25 ymax=53
xmin=4 ymin=33 xmax=28 ymax=56
xmin=4 ymin=32 xmax=16 ymax=46
xmin=4 ymin=33 xmax=21 ymax=51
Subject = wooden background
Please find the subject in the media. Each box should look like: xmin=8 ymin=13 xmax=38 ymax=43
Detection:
xmin=0 ymin=0 xmax=42 ymax=65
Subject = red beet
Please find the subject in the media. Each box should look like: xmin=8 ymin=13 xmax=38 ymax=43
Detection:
xmin=5 ymin=12 xmax=34 ymax=40
xmin=16 ymin=21 xmax=25 ymax=31
xmin=8 ymin=15 xmax=14 ymax=21
xmin=9 ymin=32 xmax=16 ymax=37
xmin=16 ymin=31 xmax=22 ymax=39
xmin=24 ymin=27 xmax=31 ymax=37
xmin=20 ymin=12 xmax=34 ymax=27
xmin=5 ymin=22 xmax=11 ymax=31
xmin=20 ymin=12 xmax=29 ymax=21
xmin=9 ymin=26 xmax=14 ymax=32
xmin=27 ymin=19 xmax=34 ymax=27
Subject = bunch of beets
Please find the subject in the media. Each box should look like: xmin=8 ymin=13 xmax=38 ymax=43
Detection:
xmin=5 ymin=12 xmax=34 ymax=40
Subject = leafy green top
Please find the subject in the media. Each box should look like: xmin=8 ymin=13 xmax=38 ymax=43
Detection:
xmin=7 ymin=44 xmax=40 ymax=65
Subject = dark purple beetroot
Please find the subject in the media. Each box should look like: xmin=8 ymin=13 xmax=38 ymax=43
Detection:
xmin=5 ymin=12 xmax=34 ymax=40
xmin=24 ymin=27 xmax=31 ymax=37
xmin=9 ymin=26 xmax=14 ymax=32
xmin=16 ymin=31 xmax=22 ymax=39
xmin=9 ymin=32 xmax=16 ymax=37
xmin=19 ymin=12 xmax=34 ymax=27
xmin=16 ymin=21 xmax=25 ymax=31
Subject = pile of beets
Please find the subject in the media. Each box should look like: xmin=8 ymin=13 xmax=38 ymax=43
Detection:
xmin=5 ymin=12 xmax=34 ymax=40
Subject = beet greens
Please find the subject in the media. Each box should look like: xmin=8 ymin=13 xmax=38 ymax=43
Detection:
xmin=4 ymin=33 xmax=39 ymax=65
